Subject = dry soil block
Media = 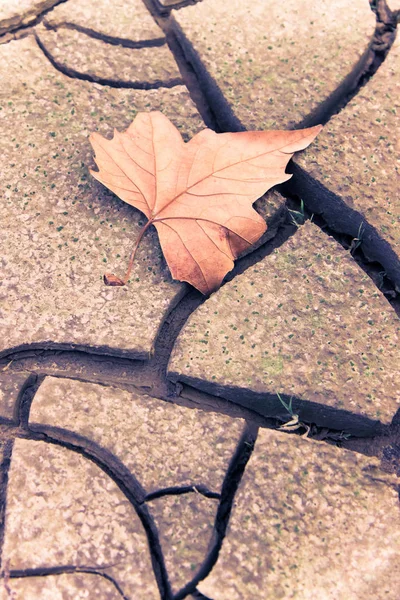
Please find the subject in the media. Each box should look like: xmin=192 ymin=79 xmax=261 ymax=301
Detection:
xmin=0 ymin=36 xmax=203 ymax=359
xmin=0 ymin=0 xmax=59 ymax=36
xmin=29 ymin=377 xmax=244 ymax=492
xmin=1 ymin=376 xmax=245 ymax=597
xmin=2 ymin=440 xmax=159 ymax=598
xmin=149 ymin=494 xmax=219 ymax=593
xmin=172 ymin=0 xmax=375 ymax=130
xmin=36 ymin=25 xmax=182 ymax=87
xmin=169 ymin=222 xmax=400 ymax=435
xmin=198 ymin=427 xmax=400 ymax=600
xmin=44 ymin=0 xmax=164 ymax=46
xmin=0 ymin=371 xmax=32 ymax=422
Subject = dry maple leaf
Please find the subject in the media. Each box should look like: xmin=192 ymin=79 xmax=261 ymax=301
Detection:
xmin=89 ymin=112 xmax=321 ymax=294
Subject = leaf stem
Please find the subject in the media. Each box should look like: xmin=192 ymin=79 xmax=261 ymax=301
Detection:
xmin=105 ymin=214 xmax=262 ymax=286
xmin=123 ymin=219 xmax=154 ymax=284
xmin=105 ymin=219 xmax=153 ymax=285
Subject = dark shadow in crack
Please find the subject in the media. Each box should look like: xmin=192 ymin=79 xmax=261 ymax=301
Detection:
xmin=175 ymin=384 xmax=282 ymax=429
xmin=0 ymin=372 xmax=42 ymax=426
xmin=144 ymin=485 xmax=220 ymax=503
xmin=2 ymin=565 xmax=129 ymax=600
xmin=0 ymin=0 xmax=68 ymax=38
xmin=168 ymin=375 xmax=385 ymax=438
xmin=0 ymin=342 xmax=149 ymax=364
xmin=149 ymin=0 xmax=204 ymax=18
xmin=43 ymin=19 xmax=166 ymax=48
xmin=35 ymin=32 xmax=184 ymax=89
xmin=0 ymin=439 xmax=14 ymax=572
xmin=190 ymin=588 xmax=215 ymax=600
xmin=14 ymin=373 xmax=45 ymax=427
xmin=0 ymin=349 xmax=154 ymax=407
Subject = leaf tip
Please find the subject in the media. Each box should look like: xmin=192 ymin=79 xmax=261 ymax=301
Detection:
xmin=308 ymin=124 xmax=323 ymax=139
xmin=89 ymin=167 xmax=101 ymax=182
xmin=104 ymin=273 xmax=126 ymax=286
xmin=89 ymin=131 xmax=99 ymax=144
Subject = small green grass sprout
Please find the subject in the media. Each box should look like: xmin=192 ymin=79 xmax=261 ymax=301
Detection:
xmin=350 ymin=222 xmax=365 ymax=254
xmin=276 ymin=392 xmax=310 ymax=437
xmin=287 ymin=199 xmax=307 ymax=227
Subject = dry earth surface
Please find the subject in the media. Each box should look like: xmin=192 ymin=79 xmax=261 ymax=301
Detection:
xmin=0 ymin=0 xmax=399 ymax=599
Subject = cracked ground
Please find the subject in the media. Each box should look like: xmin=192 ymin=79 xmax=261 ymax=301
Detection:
xmin=0 ymin=0 xmax=400 ymax=598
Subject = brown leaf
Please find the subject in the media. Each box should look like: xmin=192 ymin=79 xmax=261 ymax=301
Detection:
xmin=89 ymin=112 xmax=321 ymax=294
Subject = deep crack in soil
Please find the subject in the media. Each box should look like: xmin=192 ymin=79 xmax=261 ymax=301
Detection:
xmin=1 ymin=1 xmax=400 ymax=596
xmin=35 ymin=31 xmax=184 ymax=89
